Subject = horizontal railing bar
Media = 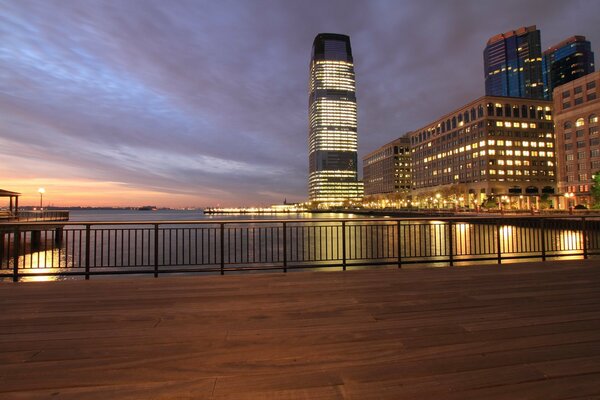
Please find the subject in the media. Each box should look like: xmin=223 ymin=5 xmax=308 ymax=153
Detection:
xmin=2 ymin=215 xmax=599 ymax=228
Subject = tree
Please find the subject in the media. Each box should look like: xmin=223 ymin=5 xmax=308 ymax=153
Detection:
xmin=591 ymin=171 xmax=600 ymax=208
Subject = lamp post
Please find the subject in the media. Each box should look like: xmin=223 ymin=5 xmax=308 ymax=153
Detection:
xmin=38 ymin=187 xmax=45 ymax=211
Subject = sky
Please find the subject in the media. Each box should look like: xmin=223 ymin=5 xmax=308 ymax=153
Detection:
xmin=1 ymin=0 xmax=599 ymax=207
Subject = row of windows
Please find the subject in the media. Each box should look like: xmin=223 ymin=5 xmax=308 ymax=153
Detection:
xmin=563 ymin=127 xmax=599 ymax=140
xmin=562 ymin=80 xmax=596 ymax=98
xmin=563 ymin=114 xmax=598 ymax=129
xmin=564 ymin=161 xmax=600 ymax=172
xmin=563 ymin=93 xmax=597 ymax=108
xmin=565 ymin=148 xmax=600 ymax=160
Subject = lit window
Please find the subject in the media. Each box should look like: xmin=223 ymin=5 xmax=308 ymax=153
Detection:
xmin=576 ymin=118 xmax=585 ymax=127
xmin=496 ymin=121 xmax=503 ymax=127
xmin=530 ymin=123 xmax=536 ymax=128
xmin=590 ymin=114 xmax=598 ymax=124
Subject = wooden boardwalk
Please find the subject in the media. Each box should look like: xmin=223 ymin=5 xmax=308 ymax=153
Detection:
xmin=1 ymin=260 xmax=600 ymax=399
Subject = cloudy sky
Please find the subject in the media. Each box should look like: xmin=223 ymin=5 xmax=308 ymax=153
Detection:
xmin=1 ymin=0 xmax=598 ymax=207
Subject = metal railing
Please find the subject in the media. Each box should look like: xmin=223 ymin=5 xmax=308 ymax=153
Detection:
xmin=0 ymin=216 xmax=598 ymax=281
xmin=10 ymin=210 xmax=70 ymax=222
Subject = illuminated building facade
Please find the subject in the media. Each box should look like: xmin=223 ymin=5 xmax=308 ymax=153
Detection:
xmin=410 ymin=96 xmax=556 ymax=209
xmin=308 ymin=33 xmax=363 ymax=204
xmin=484 ymin=26 xmax=544 ymax=99
xmin=363 ymin=136 xmax=411 ymax=200
xmin=543 ymin=36 xmax=595 ymax=100
xmin=554 ymin=71 xmax=600 ymax=208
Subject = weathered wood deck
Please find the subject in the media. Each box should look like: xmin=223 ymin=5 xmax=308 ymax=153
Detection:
xmin=1 ymin=260 xmax=600 ymax=399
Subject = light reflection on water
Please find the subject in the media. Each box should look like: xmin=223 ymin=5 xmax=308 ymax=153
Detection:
xmin=1 ymin=213 xmax=594 ymax=280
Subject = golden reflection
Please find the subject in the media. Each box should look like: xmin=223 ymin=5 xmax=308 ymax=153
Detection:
xmin=558 ymin=230 xmax=582 ymax=253
xmin=16 ymin=249 xmax=64 ymax=282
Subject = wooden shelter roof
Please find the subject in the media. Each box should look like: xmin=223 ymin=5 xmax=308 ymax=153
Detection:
xmin=0 ymin=189 xmax=21 ymax=197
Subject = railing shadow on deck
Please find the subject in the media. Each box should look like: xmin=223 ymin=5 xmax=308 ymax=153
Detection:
xmin=1 ymin=216 xmax=598 ymax=282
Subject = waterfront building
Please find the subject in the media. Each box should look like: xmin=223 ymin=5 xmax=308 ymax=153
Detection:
xmin=362 ymin=136 xmax=411 ymax=206
xmin=308 ymin=33 xmax=363 ymax=205
xmin=554 ymin=71 xmax=600 ymax=208
xmin=484 ymin=26 xmax=544 ymax=99
xmin=543 ymin=36 xmax=595 ymax=100
xmin=410 ymin=96 xmax=556 ymax=209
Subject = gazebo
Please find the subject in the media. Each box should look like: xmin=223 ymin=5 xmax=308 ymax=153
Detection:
xmin=0 ymin=189 xmax=21 ymax=218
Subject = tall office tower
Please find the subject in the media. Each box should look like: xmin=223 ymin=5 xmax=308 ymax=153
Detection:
xmin=308 ymin=33 xmax=363 ymax=204
xmin=484 ymin=26 xmax=544 ymax=99
xmin=543 ymin=36 xmax=595 ymax=100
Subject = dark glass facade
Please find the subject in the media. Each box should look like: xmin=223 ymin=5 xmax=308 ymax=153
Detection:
xmin=484 ymin=26 xmax=544 ymax=99
xmin=543 ymin=36 xmax=595 ymax=100
xmin=308 ymin=33 xmax=363 ymax=204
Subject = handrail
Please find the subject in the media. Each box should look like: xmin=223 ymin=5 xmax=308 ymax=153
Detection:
xmin=2 ymin=214 xmax=599 ymax=227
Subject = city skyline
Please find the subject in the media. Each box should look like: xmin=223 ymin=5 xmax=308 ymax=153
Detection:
xmin=1 ymin=0 xmax=599 ymax=207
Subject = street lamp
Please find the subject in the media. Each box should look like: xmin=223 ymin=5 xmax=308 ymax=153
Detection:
xmin=38 ymin=187 xmax=45 ymax=211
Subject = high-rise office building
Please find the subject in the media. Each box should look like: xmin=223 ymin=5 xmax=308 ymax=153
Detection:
xmin=543 ymin=36 xmax=595 ymax=100
xmin=308 ymin=33 xmax=363 ymax=205
xmin=484 ymin=26 xmax=544 ymax=99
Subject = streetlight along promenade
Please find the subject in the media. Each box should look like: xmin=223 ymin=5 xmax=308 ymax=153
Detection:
xmin=1 ymin=215 xmax=598 ymax=281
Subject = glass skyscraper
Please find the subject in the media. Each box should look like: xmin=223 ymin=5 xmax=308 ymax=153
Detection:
xmin=308 ymin=33 xmax=363 ymax=204
xmin=543 ymin=36 xmax=595 ymax=100
xmin=484 ymin=26 xmax=544 ymax=99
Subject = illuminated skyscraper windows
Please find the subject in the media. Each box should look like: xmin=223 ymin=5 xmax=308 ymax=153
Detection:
xmin=308 ymin=33 xmax=363 ymax=204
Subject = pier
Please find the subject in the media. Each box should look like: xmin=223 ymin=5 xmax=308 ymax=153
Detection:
xmin=1 ymin=259 xmax=599 ymax=398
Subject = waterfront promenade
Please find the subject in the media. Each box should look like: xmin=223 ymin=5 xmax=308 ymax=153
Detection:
xmin=1 ymin=260 xmax=599 ymax=399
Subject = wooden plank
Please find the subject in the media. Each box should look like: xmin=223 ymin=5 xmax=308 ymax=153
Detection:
xmin=0 ymin=259 xmax=599 ymax=398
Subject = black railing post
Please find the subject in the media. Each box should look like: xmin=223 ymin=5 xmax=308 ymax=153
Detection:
xmin=13 ymin=229 xmax=20 ymax=282
xmin=448 ymin=220 xmax=454 ymax=267
xmin=154 ymin=224 xmax=159 ymax=277
xmin=397 ymin=220 xmax=402 ymax=269
xmin=85 ymin=224 xmax=91 ymax=280
xmin=342 ymin=221 xmax=347 ymax=271
xmin=540 ymin=219 xmax=546 ymax=262
xmin=496 ymin=219 xmax=502 ymax=264
xmin=582 ymin=217 xmax=588 ymax=259
xmin=220 ymin=223 xmax=225 ymax=275
xmin=0 ymin=232 xmax=4 ymax=271
xmin=282 ymin=222 xmax=287 ymax=273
